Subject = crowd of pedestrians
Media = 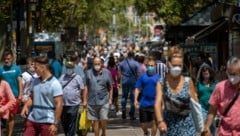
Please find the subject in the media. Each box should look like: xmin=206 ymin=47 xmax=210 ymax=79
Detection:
xmin=0 ymin=42 xmax=240 ymax=136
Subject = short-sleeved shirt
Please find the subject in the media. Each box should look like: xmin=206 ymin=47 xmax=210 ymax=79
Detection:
xmin=59 ymin=74 xmax=84 ymax=106
xmin=109 ymin=68 xmax=118 ymax=88
xmin=0 ymin=65 xmax=22 ymax=97
xmin=27 ymin=76 xmax=63 ymax=124
xmin=22 ymin=71 xmax=38 ymax=101
xmin=209 ymin=80 xmax=240 ymax=135
xmin=196 ymin=80 xmax=218 ymax=111
xmin=62 ymin=65 xmax=85 ymax=83
xmin=135 ymin=73 xmax=160 ymax=107
xmin=49 ymin=59 xmax=62 ymax=79
xmin=85 ymin=68 xmax=113 ymax=105
xmin=119 ymin=58 xmax=139 ymax=85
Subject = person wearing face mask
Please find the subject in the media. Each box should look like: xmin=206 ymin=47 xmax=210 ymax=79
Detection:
xmin=196 ymin=64 xmax=218 ymax=135
xmin=134 ymin=57 xmax=159 ymax=136
xmin=155 ymin=46 xmax=200 ymax=136
xmin=22 ymin=57 xmax=38 ymax=103
xmin=82 ymin=57 xmax=113 ymax=136
xmin=58 ymin=61 xmax=85 ymax=136
xmin=0 ymin=49 xmax=23 ymax=136
xmin=202 ymin=57 xmax=240 ymax=136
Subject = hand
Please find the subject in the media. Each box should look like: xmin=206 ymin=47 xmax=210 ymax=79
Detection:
xmin=134 ymin=100 xmax=139 ymax=108
xmin=18 ymin=95 xmax=23 ymax=102
xmin=82 ymin=101 xmax=87 ymax=108
xmin=117 ymin=84 xmax=121 ymax=89
xmin=20 ymin=106 xmax=29 ymax=118
xmin=49 ymin=124 xmax=58 ymax=136
xmin=201 ymin=127 xmax=211 ymax=136
xmin=157 ymin=121 xmax=167 ymax=133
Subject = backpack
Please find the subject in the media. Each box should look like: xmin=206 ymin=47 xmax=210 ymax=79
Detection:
xmin=163 ymin=77 xmax=191 ymax=116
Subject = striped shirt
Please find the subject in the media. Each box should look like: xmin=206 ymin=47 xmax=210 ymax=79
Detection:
xmin=156 ymin=60 xmax=167 ymax=80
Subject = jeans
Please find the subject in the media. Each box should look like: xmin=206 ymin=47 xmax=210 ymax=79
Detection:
xmin=121 ymin=83 xmax=135 ymax=117
xmin=61 ymin=105 xmax=79 ymax=136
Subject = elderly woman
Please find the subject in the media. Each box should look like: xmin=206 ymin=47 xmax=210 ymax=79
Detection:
xmin=0 ymin=77 xmax=16 ymax=135
xmin=155 ymin=46 xmax=199 ymax=136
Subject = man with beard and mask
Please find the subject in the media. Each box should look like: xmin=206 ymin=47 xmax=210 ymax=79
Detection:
xmin=202 ymin=57 xmax=240 ymax=136
xmin=59 ymin=61 xmax=85 ymax=136
xmin=134 ymin=57 xmax=159 ymax=136
xmin=0 ymin=49 xmax=23 ymax=136
xmin=83 ymin=57 xmax=113 ymax=136
xmin=22 ymin=57 xmax=38 ymax=103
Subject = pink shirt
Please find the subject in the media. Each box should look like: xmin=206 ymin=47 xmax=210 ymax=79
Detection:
xmin=209 ymin=80 xmax=240 ymax=136
xmin=0 ymin=80 xmax=16 ymax=119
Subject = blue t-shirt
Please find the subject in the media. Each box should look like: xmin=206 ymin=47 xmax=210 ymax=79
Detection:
xmin=50 ymin=59 xmax=62 ymax=79
xmin=28 ymin=76 xmax=63 ymax=123
xmin=135 ymin=73 xmax=160 ymax=107
xmin=0 ymin=65 xmax=22 ymax=97
xmin=119 ymin=58 xmax=140 ymax=85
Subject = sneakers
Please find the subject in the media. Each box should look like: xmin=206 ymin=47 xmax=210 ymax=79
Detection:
xmin=116 ymin=111 xmax=122 ymax=116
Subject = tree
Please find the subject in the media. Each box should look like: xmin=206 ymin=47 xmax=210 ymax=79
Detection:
xmin=134 ymin=0 xmax=214 ymax=25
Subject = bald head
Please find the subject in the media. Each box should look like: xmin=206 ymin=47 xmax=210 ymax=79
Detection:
xmin=93 ymin=57 xmax=102 ymax=71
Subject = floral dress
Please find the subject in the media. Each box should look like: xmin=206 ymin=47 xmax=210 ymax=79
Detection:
xmin=163 ymin=78 xmax=196 ymax=136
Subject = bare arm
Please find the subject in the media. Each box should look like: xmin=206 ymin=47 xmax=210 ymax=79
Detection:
xmin=18 ymin=76 xmax=24 ymax=101
xmin=202 ymin=105 xmax=217 ymax=136
xmin=108 ymin=85 xmax=113 ymax=105
xmin=49 ymin=95 xmax=63 ymax=136
xmin=82 ymin=86 xmax=88 ymax=108
xmin=189 ymin=79 xmax=198 ymax=102
xmin=21 ymin=94 xmax=33 ymax=118
xmin=154 ymin=82 xmax=167 ymax=133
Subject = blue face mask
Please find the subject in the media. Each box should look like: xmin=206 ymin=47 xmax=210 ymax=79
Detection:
xmin=147 ymin=66 xmax=155 ymax=75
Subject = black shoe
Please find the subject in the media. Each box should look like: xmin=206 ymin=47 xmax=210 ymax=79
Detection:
xmin=122 ymin=111 xmax=126 ymax=119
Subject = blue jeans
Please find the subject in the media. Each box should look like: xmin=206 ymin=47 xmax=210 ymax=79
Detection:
xmin=121 ymin=83 xmax=135 ymax=117
xmin=61 ymin=105 xmax=79 ymax=136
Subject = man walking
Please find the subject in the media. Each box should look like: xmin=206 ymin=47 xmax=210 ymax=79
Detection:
xmin=202 ymin=57 xmax=240 ymax=136
xmin=0 ymin=49 xmax=23 ymax=136
xmin=119 ymin=51 xmax=139 ymax=120
xmin=21 ymin=56 xmax=63 ymax=136
xmin=83 ymin=57 xmax=113 ymax=136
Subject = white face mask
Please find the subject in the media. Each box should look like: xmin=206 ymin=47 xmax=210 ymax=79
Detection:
xmin=228 ymin=75 xmax=240 ymax=85
xmin=66 ymin=69 xmax=73 ymax=75
xmin=170 ymin=66 xmax=182 ymax=77
xmin=94 ymin=65 xmax=101 ymax=71
xmin=29 ymin=66 xmax=35 ymax=72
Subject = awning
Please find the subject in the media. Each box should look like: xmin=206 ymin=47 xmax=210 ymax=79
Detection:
xmin=189 ymin=18 xmax=228 ymax=41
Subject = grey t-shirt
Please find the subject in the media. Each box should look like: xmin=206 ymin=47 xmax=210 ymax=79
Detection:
xmin=59 ymin=73 xmax=85 ymax=106
xmin=86 ymin=68 xmax=113 ymax=105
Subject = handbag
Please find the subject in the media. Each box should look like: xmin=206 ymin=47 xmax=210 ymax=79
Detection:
xmin=79 ymin=108 xmax=92 ymax=130
xmin=190 ymin=98 xmax=204 ymax=133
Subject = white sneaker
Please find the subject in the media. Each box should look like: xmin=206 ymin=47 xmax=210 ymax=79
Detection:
xmin=116 ymin=111 xmax=122 ymax=116
xmin=110 ymin=105 xmax=115 ymax=110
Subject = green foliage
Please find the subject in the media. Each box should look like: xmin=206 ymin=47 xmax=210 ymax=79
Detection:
xmin=134 ymin=0 xmax=214 ymax=25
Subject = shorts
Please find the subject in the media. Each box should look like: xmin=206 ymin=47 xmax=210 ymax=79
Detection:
xmin=139 ymin=106 xmax=155 ymax=123
xmin=10 ymin=98 xmax=19 ymax=114
xmin=87 ymin=104 xmax=109 ymax=120
xmin=113 ymin=88 xmax=118 ymax=98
